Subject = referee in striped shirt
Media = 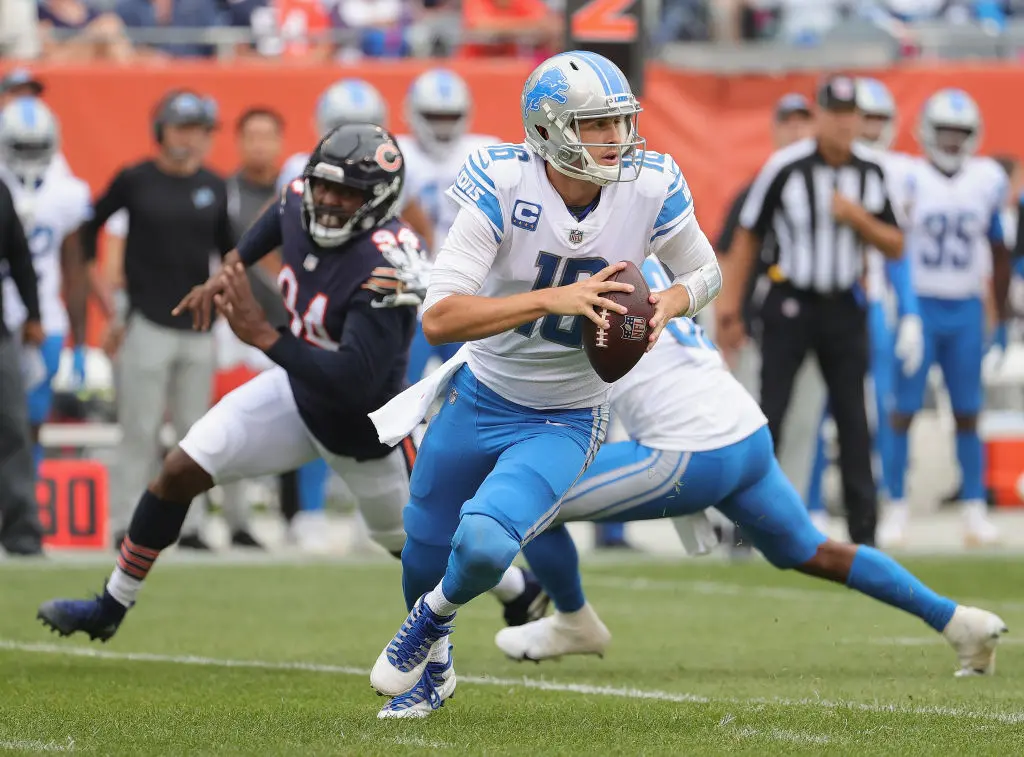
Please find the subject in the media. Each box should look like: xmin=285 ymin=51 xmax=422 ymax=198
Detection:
xmin=716 ymin=75 xmax=904 ymax=546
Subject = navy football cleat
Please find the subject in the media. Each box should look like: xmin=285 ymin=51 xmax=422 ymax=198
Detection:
xmin=502 ymin=568 xmax=551 ymax=627
xmin=37 ymin=590 xmax=128 ymax=643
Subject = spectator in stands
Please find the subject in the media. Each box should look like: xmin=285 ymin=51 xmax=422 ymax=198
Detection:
xmin=460 ymin=0 xmax=561 ymax=59
xmin=334 ymin=0 xmax=411 ymax=58
xmin=0 ymin=176 xmax=45 ymax=556
xmin=83 ymin=90 xmax=233 ymax=551
xmin=0 ymin=0 xmax=42 ymax=58
xmin=238 ymin=0 xmax=333 ymax=59
xmin=37 ymin=0 xmax=134 ymax=61
xmin=116 ymin=0 xmax=226 ymax=57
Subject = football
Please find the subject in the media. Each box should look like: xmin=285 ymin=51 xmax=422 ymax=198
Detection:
xmin=582 ymin=261 xmax=655 ymax=383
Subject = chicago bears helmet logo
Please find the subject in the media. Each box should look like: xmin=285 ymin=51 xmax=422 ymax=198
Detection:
xmin=523 ymin=68 xmax=570 ymax=116
xmin=375 ymin=142 xmax=402 ymax=172
xmin=621 ymin=315 xmax=647 ymax=341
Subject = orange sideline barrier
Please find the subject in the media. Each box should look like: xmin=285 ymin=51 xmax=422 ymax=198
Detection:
xmin=3 ymin=61 xmax=1024 ymax=346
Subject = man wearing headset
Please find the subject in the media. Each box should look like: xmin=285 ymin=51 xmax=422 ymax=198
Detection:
xmin=81 ymin=89 xmax=235 ymax=550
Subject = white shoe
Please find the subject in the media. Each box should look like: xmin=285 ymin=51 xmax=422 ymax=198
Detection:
xmin=877 ymin=504 xmax=909 ymax=549
xmin=377 ymin=642 xmax=456 ymax=719
xmin=495 ymin=603 xmax=611 ymax=662
xmin=288 ymin=511 xmax=331 ymax=553
xmin=942 ymin=605 xmax=1008 ymax=677
xmin=962 ymin=502 xmax=1000 ymax=548
xmin=371 ymin=595 xmax=454 ymax=697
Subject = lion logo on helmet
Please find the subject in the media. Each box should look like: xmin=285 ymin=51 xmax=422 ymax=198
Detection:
xmin=523 ymin=68 xmax=570 ymax=117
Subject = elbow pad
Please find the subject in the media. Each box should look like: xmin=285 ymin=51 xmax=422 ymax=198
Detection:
xmin=677 ymin=261 xmax=722 ymax=317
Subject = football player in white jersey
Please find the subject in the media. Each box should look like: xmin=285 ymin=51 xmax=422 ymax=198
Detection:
xmin=366 ymin=50 xmax=723 ymax=718
xmin=494 ymin=256 xmax=1008 ymax=677
xmin=398 ymin=68 xmax=499 ymax=384
xmin=275 ymin=78 xmax=434 ymax=247
xmin=884 ymin=89 xmax=1010 ymax=547
xmin=0 ymin=98 xmax=91 ymax=474
xmin=805 ymin=78 xmax=924 ymax=522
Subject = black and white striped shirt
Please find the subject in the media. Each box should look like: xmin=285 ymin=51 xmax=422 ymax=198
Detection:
xmin=738 ymin=138 xmax=898 ymax=294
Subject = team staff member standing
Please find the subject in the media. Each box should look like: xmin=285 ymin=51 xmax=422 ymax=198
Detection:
xmin=0 ymin=175 xmax=45 ymax=556
xmin=82 ymin=90 xmax=235 ymax=550
xmin=717 ymin=75 xmax=904 ymax=546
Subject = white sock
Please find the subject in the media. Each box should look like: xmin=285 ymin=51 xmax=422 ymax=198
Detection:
xmin=424 ymin=584 xmax=460 ymax=617
xmin=106 ymin=567 xmax=142 ymax=608
xmin=490 ymin=566 xmax=526 ymax=603
xmin=428 ymin=635 xmax=450 ymax=663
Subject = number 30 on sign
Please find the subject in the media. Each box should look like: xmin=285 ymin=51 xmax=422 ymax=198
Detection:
xmin=37 ymin=459 xmax=109 ymax=550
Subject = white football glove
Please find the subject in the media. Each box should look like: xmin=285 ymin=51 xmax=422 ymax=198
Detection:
xmin=894 ymin=314 xmax=924 ymax=377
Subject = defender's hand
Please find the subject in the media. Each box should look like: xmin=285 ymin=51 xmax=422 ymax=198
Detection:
xmin=542 ymin=262 xmax=634 ymax=330
xmin=214 ymin=263 xmax=279 ymax=350
xmin=173 ymin=274 xmax=228 ymax=331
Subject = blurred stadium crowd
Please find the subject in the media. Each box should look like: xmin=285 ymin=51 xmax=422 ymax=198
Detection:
xmin=2 ymin=1 xmax=1024 ymax=62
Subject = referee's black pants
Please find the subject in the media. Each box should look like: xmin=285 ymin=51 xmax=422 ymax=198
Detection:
xmin=758 ymin=282 xmax=877 ymax=545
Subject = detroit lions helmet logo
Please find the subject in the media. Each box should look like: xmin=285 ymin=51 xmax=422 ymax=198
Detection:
xmin=523 ymin=68 xmax=570 ymax=116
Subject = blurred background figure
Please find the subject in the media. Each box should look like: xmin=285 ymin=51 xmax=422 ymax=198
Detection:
xmin=0 ymin=155 xmax=44 ymax=556
xmin=82 ymin=89 xmax=233 ymax=551
xmin=0 ymin=98 xmax=91 ymax=482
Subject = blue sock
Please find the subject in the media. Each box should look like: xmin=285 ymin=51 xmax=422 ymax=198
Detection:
xmin=595 ymin=521 xmax=625 ymax=543
xmin=805 ymin=422 xmax=828 ymax=512
xmin=441 ymin=513 xmax=520 ymax=606
xmin=956 ymin=430 xmax=984 ymax=501
xmin=401 ymin=536 xmax=451 ymax=611
xmin=296 ymin=458 xmax=328 ymax=512
xmin=846 ymin=546 xmax=957 ymax=631
xmin=887 ymin=430 xmax=909 ymax=500
xmin=523 ymin=525 xmax=585 ymax=612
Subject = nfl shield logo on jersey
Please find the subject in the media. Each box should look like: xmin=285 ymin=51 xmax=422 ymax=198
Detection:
xmin=568 ymin=229 xmax=583 ymax=244
xmin=621 ymin=315 xmax=647 ymax=341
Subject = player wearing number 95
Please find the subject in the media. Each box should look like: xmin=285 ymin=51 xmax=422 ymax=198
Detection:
xmin=36 ymin=124 xmax=449 ymax=641
xmin=495 ymin=256 xmax=1008 ymax=679
xmin=881 ymin=89 xmax=1011 ymax=548
xmin=366 ymin=50 xmax=722 ymax=718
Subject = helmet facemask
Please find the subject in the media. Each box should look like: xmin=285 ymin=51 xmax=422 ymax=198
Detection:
xmin=301 ymin=165 xmax=401 ymax=249
xmin=409 ymin=109 xmax=469 ymax=157
xmin=858 ymin=112 xmax=895 ymax=151
xmin=1 ymin=134 xmax=55 ymax=188
xmin=530 ymin=99 xmax=645 ymax=186
xmin=922 ymin=124 xmax=978 ymax=175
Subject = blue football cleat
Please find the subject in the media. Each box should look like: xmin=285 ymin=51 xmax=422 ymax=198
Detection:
xmin=37 ymin=590 xmax=128 ymax=642
xmin=502 ymin=568 xmax=551 ymax=627
xmin=370 ymin=594 xmax=454 ymax=697
xmin=377 ymin=645 xmax=456 ymax=719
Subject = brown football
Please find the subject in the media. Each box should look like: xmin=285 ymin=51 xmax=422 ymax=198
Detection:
xmin=581 ymin=261 xmax=654 ymax=383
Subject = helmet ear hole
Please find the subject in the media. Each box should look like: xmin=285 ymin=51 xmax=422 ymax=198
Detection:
xmin=535 ymin=125 xmax=549 ymax=140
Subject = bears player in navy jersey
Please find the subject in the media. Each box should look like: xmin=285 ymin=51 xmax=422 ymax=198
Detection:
xmin=36 ymin=124 xmax=547 ymax=641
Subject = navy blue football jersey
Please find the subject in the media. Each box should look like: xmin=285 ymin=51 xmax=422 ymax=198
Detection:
xmin=239 ymin=180 xmax=421 ymax=460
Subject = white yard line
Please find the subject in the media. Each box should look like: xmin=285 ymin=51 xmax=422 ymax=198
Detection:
xmin=0 ymin=738 xmax=74 ymax=753
xmin=2 ymin=640 xmax=1022 ymax=725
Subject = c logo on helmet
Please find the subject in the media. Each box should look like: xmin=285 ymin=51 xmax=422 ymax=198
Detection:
xmin=375 ymin=143 xmax=403 ymax=173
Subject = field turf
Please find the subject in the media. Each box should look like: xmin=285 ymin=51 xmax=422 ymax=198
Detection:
xmin=1 ymin=553 xmax=1021 ymax=755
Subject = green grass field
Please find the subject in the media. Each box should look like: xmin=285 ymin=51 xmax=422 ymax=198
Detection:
xmin=1 ymin=553 xmax=1022 ymax=755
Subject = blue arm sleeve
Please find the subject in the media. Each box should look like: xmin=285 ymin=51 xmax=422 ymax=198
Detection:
xmin=236 ymin=201 xmax=283 ymax=266
xmin=886 ymin=255 xmax=919 ymax=318
xmin=988 ymin=208 xmax=1005 ymax=246
xmin=263 ymin=290 xmax=414 ymax=411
